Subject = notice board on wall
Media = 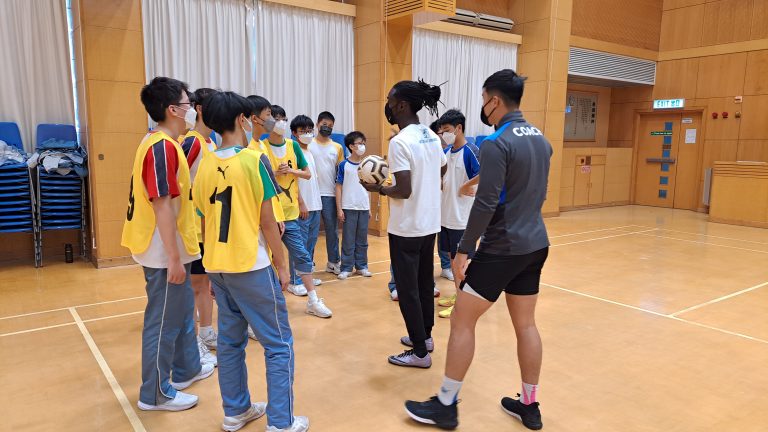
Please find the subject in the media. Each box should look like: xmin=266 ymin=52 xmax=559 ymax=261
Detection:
xmin=564 ymin=92 xmax=597 ymax=141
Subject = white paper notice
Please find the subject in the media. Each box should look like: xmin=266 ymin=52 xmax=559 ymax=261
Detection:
xmin=685 ymin=129 xmax=697 ymax=144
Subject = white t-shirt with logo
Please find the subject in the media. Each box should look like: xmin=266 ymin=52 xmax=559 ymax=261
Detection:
xmin=441 ymin=144 xmax=480 ymax=230
xmin=299 ymin=147 xmax=322 ymax=212
xmin=309 ymin=139 xmax=345 ymax=197
xmin=387 ymin=124 xmax=447 ymax=237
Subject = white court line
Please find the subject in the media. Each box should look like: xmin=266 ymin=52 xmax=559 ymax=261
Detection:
xmin=550 ymin=228 xmax=657 ymax=247
xmin=541 ymin=283 xmax=768 ymax=345
xmin=69 ymin=307 xmax=147 ymax=432
xmin=82 ymin=310 xmax=145 ymax=323
xmin=630 ymin=224 xmax=768 ymax=246
xmin=0 ymin=322 xmax=76 ymax=338
xmin=548 ymin=225 xmax=635 ymax=239
xmin=0 ymin=295 xmax=147 ymax=321
xmin=632 ymin=231 xmax=768 ymax=255
xmin=670 ymin=281 xmax=768 ymax=317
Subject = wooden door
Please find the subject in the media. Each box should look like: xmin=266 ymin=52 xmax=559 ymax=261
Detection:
xmin=573 ymin=155 xmax=590 ymax=206
xmin=673 ymin=114 xmax=702 ymax=210
xmin=589 ymin=164 xmax=605 ymax=205
xmin=635 ymin=114 xmax=682 ymax=207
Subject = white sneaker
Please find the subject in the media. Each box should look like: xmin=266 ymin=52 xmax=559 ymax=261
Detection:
xmin=390 ymin=289 xmax=398 ymax=301
xmin=306 ymin=299 xmax=332 ymax=318
xmin=337 ymin=271 xmax=351 ymax=280
xmin=433 ymin=286 xmax=440 ymax=297
xmin=266 ymin=416 xmax=310 ymax=432
xmin=171 ymin=362 xmax=215 ymax=390
xmin=198 ymin=336 xmax=218 ymax=367
xmin=440 ymin=268 xmax=454 ymax=281
xmin=222 ymin=402 xmax=267 ymax=432
xmin=138 ymin=391 xmax=198 ymax=412
xmin=199 ymin=327 xmax=218 ymax=350
xmin=248 ymin=326 xmax=258 ymax=341
xmin=325 ymin=262 xmax=341 ymax=275
xmin=357 ymin=269 xmax=372 ymax=277
xmin=287 ymin=284 xmax=308 ymax=297
xmin=313 ymin=278 xmax=323 ymax=286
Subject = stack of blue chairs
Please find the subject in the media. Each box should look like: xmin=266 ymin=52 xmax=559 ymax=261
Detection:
xmin=0 ymin=122 xmax=38 ymax=264
xmin=35 ymin=124 xmax=86 ymax=266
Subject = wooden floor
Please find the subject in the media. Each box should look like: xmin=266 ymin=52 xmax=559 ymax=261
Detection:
xmin=2 ymin=206 xmax=767 ymax=432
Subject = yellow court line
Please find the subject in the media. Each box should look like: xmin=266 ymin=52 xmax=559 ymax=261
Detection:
xmin=670 ymin=281 xmax=768 ymax=317
xmin=69 ymin=308 xmax=147 ymax=432
xmin=541 ymin=283 xmax=768 ymax=345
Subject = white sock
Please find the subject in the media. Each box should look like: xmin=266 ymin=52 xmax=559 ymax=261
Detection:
xmin=308 ymin=290 xmax=319 ymax=303
xmin=521 ymin=382 xmax=539 ymax=405
xmin=199 ymin=326 xmax=215 ymax=337
xmin=437 ymin=376 xmax=462 ymax=406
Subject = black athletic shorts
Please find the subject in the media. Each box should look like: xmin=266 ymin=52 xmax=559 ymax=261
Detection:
xmin=439 ymin=226 xmax=468 ymax=259
xmin=460 ymin=247 xmax=549 ymax=302
xmin=190 ymin=243 xmax=206 ymax=275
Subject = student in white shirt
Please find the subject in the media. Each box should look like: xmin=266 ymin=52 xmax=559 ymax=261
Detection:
xmin=363 ymin=80 xmax=447 ymax=369
xmin=309 ymin=112 xmax=345 ymax=275
xmin=435 ymin=109 xmax=480 ymax=319
xmin=335 ymin=131 xmax=373 ymax=280
xmin=290 ymin=115 xmax=324 ymax=288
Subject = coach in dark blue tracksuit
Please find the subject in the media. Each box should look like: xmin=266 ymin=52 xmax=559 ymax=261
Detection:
xmin=405 ymin=69 xmax=553 ymax=431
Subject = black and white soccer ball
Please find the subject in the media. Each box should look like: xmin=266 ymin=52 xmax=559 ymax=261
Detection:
xmin=358 ymin=155 xmax=389 ymax=185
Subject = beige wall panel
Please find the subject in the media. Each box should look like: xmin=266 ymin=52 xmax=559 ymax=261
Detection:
xmin=84 ymin=27 xmax=144 ymax=83
xmin=694 ymin=53 xmax=747 ymax=99
xmin=736 ymin=140 xmax=768 ymax=162
xmin=739 ymin=95 xmax=768 ymax=140
xmin=659 ymin=5 xmax=705 ymax=51
xmin=744 ymin=50 xmax=768 ymax=95
xmin=87 ymin=81 xmax=146 ymax=135
xmin=81 ymin=0 xmax=142 ymax=30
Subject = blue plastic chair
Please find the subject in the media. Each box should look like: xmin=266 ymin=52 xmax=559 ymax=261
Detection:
xmin=0 ymin=122 xmax=24 ymax=151
xmin=36 ymin=124 xmax=77 ymax=147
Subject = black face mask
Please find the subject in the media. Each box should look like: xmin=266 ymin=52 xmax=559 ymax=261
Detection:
xmin=480 ymin=98 xmax=497 ymax=127
xmin=319 ymin=125 xmax=333 ymax=137
xmin=384 ymin=102 xmax=396 ymax=125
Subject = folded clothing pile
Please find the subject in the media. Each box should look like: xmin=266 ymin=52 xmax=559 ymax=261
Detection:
xmin=0 ymin=140 xmax=29 ymax=166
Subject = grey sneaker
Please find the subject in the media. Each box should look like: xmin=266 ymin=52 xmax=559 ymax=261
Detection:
xmin=388 ymin=349 xmax=432 ymax=368
xmin=223 ymin=402 xmax=267 ymax=431
xmin=266 ymin=415 xmax=310 ymax=432
xmin=400 ymin=336 xmax=434 ymax=352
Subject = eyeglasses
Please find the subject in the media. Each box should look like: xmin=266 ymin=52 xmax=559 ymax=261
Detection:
xmin=355 ymin=141 xmax=367 ymax=146
xmin=175 ymin=102 xmax=194 ymax=109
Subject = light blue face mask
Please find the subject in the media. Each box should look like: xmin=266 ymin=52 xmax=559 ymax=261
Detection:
xmin=243 ymin=118 xmax=254 ymax=146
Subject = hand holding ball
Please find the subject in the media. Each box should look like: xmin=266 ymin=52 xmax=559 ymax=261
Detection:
xmin=357 ymin=155 xmax=389 ymax=186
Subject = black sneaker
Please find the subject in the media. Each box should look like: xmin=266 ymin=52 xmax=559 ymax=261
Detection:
xmin=405 ymin=396 xmax=458 ymax=430
xmin=501 ymin=394 xmax=542 ymax=430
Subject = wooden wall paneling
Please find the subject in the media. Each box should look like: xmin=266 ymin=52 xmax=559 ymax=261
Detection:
xmin=702 ymin=0 xmax=752 ymax=46
xmin=663 ymin=0 xmax=705 ymax=10
xmin=520 ymin=19 xmax=550 ymax=53
xmin=608 ymin=102 xmax=647 ymax=141
xmin=81 ymin=0 xmax=142 ymax=30
xmin=659 ymin=4 xmax=705 ymax=51
xmin=83 ymin=27 xmax=144 ymax=83
xmin=702 ymin=97 xmax=742 ymax=140
xmin=736 ymin=140 xmax=768 ymax=162
xmin=701 ymin=140 xmax=739 ymax=180
xmin=653 ymin=58 xmax=700 ymax=100
xmin=571 ymin=0 xmax=663 ymax=51
xmin=744 ymin=50 xmax=768 ymax=95
xmin=751 ymin=0 xmax=768 ymax=40
xmin=611 ymin=86 xmax=654 ymax=104
xmin=694 ymin=52 xmax=747 ymax=99
xmin=739 ymin=95 xmax=768 ymax=140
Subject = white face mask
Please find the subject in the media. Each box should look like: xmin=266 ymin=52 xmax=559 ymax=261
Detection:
xmin=299 ymin=133 xmax=314 ymax=145
xmin=442 ymin=131 xmax=456 ymax=146
xmin=354 ymin=144 xmax=366 ymax=156
xmin=273 ymin=120 xmax=288 ymax=136
xmin=183 ymin=107 xmax=197 ymax=129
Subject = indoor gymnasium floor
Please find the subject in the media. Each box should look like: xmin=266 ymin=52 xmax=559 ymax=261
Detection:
xmin=1 ymin=206 xmax=767 ymax=432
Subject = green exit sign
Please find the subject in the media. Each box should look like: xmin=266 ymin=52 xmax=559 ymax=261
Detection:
xmin=653 ymin=99 xmax=685 ymax=109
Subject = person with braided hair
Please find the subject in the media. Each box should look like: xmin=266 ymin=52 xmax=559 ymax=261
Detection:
xmin=363 ymin=79 xmax=447 ymax=368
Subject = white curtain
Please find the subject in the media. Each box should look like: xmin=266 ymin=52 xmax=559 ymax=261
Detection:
xmin=412 ymin=28 xmax=518 ymax=137
xmin=142 ymin=0 xmax=254 ymax=96
xmin=0 ymin=0 xmax=75 ymax=152
xmin=253 ymin=1 xmax=354 ymax=133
